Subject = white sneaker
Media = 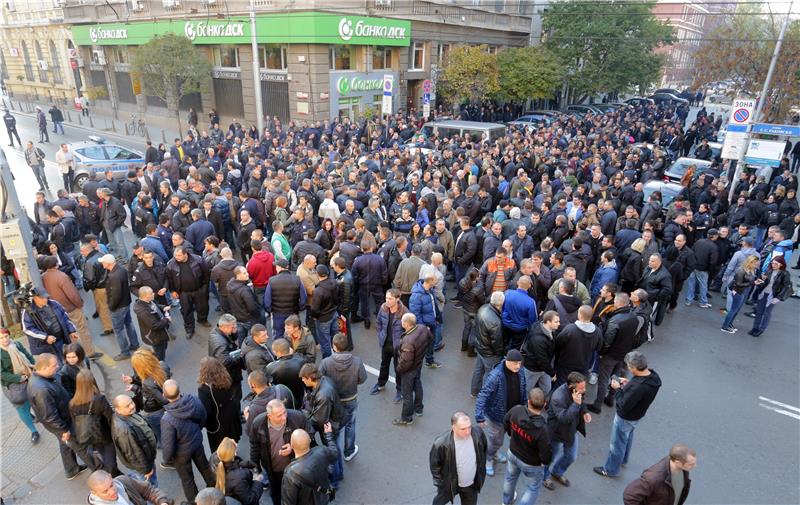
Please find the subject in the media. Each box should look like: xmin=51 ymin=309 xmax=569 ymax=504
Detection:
xmin=344 ymin=445 xmax=359 ymax=462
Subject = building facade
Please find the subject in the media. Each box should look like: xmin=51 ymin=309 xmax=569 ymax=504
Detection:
xmin=52 ymin=0 xmax=530 ymax=130
xmin=653 ymin=0 xmax=718 ymax=88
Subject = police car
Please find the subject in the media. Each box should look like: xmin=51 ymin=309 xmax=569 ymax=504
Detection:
xmin=70 ymin=136 xmax=144 ymax=191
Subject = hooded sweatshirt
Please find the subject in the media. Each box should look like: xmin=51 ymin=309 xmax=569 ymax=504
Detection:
xmin=504 ymin=404 xmax=552 ymax=466
xmin=615 ymin=369 xmax=662 ymax=421
xmin=554 ymin=320 xmax=603 ymax=372
xmin=161 ymin=394 xmax=207 ymax=463
xmin=319 ymin=352 xmax=367 ymax=401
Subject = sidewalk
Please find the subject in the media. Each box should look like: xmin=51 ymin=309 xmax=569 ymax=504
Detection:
xmin=1 ymin=94 xmax=181 ymax=145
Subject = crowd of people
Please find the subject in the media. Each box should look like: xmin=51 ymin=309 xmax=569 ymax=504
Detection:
xmin=1 ymin=94 xmax=799 ymax=505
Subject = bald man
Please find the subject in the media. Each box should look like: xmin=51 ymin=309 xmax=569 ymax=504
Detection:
xmin=111 ymin=394 xmax=158 ymax=485
xmin=281 ymin=425 xmax=339 ymax=504
xmin=87 ymin=469 xmax=171 ymax=505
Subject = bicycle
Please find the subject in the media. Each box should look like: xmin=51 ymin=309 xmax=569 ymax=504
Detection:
xmin=128 ymin=113 xmax=147 ymax=137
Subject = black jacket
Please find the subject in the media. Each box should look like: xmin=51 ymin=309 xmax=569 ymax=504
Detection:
xmin=101 ymin=196 xmax=127 ymax=231
xmin=112 ymin=412 xmax=158 ymax=474
xmin=208 ymin=327 xmax=244 ymax=386
xmin=546 ymin=382 xmax=586 ymax=444
xmin=620 ymin=250 xmax=645 ymax=285
xmin=129 ymin=260 xmax=168 ymax=297
xmin=458 ymin=274 xmax=485 ymax=314
xmin=522 ymin=321 xmax=555 ymax=375
xmin=209 ymin=456 xmax=262 ymax=505
xmin=249 ymin=408 xmax=308 ymax=476
xmin=211 ymin=258 xmax=240 ymax=300
xmin=227 ymin=278 xmax=261 ymax=322
xmin=265 ymin=271 xmax=304 ymax=315
xmin=281 ymin=432 xmax=338 ymax=505
xmin=623 ymin=456 xmax=691 ymax=505
xmin=266 ymin=354 xmax=307 ymax=407
xmin=429 ymin=427 xmax=488 ymax=501
xmin=160 ymin=394 xmax=207 ymax=464
xmin=615 ymin=369 xmax=662 ymax=421
xmin=638 ymin=266 xmax=672 ymax=300
xmin=105 ymin=264 xmax=132 ymax=311
xmin=291 ymin=239 xmax=327 ymax=271
xmin=397 ymin=324 xmax=433 ymax=374
xmin=304 ymin=376 xmax=344 ymax=433
xmin=601 ymin=306 xmax=639 ymax=360
xmin=133 ymin=299 xmax=171 ymax=346
xmin=554 ymin=321 xmax=603 ymax=373
xmin=240 ymin=335 xmax=275 ymax=374
xmin=454 ymin=228 xmax=478 ymax=266
xmin=504 ymin=405 xmax=552 ymax=466
xmin=166 ymin=253 xmax=210 ymax=293
xmin=474 ymin=303 xmax=504 ymax=358
xmin=309 ymin=277 xmax=338 ymax=322
xmin=198 ymin=384 xmax=242 ymax=451
xmin=27 ymin=372 xmax=71 ymax=436
xmin=692 ymin=238 xmax=718 ymax=272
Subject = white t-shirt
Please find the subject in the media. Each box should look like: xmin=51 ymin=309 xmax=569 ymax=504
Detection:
xmin=454 ymin=435 xmax=477 ymax=488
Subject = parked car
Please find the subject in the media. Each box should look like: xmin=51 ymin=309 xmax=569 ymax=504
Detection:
xmin=419 ymin=120 xmax=507 ymax=143
xmin=663 ymin=157 xmax=715 ymax=183
xmin=70 ymin=136 xmax=144 ymax=191
xmin=643 ymin=180 xmax=685 ymax=210
xmin=649 ymin=93 xmax=690 ymax=107
xmin=690 ymin=141 xmax=723 ymax=163
xmin=625 ymin=97 xmax=655 ymax=107
xmin=508 ymin=112 xmax=555 ymax=129
xmin=565 ymin=104 xmax=603 ymax=116
xmin=654 ymin=88 xmax=682 ymax=97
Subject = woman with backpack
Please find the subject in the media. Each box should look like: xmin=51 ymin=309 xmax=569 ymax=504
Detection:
xmin=69 ymin=369 xmax=118 ymax=475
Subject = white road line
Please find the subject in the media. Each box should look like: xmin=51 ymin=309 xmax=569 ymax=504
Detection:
xmin=758 ymin=396 xmax=800 ymax=414
xmin=759 ymin=403 xmax=800 ymax=421
xmin=364 ymin=364 xmax=395 ymax=384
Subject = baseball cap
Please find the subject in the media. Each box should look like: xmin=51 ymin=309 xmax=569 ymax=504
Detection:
xmin=505 ymin=349 xmax=523 ymax=362
xmin=97 ymin=254 xmax=116 ymax=264
xmin=275 ymin=258 xmax=290 ymax=269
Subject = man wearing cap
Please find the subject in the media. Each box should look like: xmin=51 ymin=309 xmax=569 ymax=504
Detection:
xmin=21 ymin=287 xmax=77 ymax=365
xmin=99 ymin=254 xmax=140 ymax=361
xmin=474 ymin=349 xmax=527 ymax=477
xmin=685 ymin=229 xmax=719 ymax=308
xmin=41 ymin=256 xmax=102 ymax=360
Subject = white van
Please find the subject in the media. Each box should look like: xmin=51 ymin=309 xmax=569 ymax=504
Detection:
xmin=419 ymin=120 xmax=506 ymax=143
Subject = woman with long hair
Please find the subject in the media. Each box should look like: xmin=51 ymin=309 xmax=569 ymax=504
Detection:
xmin=122 ymin=348 xmax=170 ymax=444
xmin=0 ymin=328 xmax=41 ymax=444
xmin=315 ymin=218 xmax=335 ymax=252
xmin=721 ymin=255 xmax=759 ymax=333
xmin=198 ymin=357 xmax=242 ymax=452
xmin=212 ymin=437 xmax=262 ymax=505
xmin=69 ymin=369 xmax=118 ymax=475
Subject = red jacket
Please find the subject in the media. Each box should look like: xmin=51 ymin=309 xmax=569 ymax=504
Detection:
xmin=247 ymin=250 xmax=276 ymax=288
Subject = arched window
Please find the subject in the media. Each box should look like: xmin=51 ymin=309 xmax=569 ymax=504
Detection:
xmin=49 ymin=41 xmax=63 ymax=84
xmin=34 ymin=41 xmax=47 ymax=82
xmin=21 ymin=41 xmax=34 ymax=81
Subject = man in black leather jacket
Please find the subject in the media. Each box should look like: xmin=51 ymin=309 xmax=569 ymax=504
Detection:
xmin=27 ymin=353 xmax=94 ymax=479
xmin=299 ymin=364 xmax=344 ymax=490
xmin=429 ymin=411 xmax=488 ymax=505
xmin=281 ymin=426 xmax=339 ymax=505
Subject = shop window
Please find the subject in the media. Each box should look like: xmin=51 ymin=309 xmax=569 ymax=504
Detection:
xmin=34 ymin=41 xmax=47 ymax=82
xmin=410 ymin=42 xmax=424 ymax=71
xmin=259 ymin=44 xmax=287 ymax=70
xmin=213 ymin=46 xmax=239 ymax=68
xmin=329 ymin=46 xmax=354 ymax=70
xmin=113 ymin=47 xmax=128 ymax=64
xmin=21 ymin=42 xmax=34 ymax=81
xmin=372 ymin=46 xmax=392 ymax=70
xmin=48 ymin=41 xmax=63 ymax=84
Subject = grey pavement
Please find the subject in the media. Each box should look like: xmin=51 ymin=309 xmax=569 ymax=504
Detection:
xmin=1 ymin=106 xmax=799 ymax=505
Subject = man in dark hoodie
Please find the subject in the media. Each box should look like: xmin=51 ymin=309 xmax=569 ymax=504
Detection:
xmin=320 ymin=333 xmax=367 ymax=462
xmin=522 ymin=310 xmax=560 ymax=397
xmin=502 ymin=388 xmax=552 ymax=505
xmin=554 ymin=305 xmax=603 ymax=386
xmin=545 ymin=372 xmax=591 ymax=489
xmin=210 ymin=247 xmax=240 ymax=314
xmin=160 ymin=379 xmax=215 ymax=503
xmin=593 ymin=351 xmax=661 ymax=478
xmin=544 ymin=279 xmax=582 ymax=333
xmin=227 ymin=266 xmax=263 ymax=343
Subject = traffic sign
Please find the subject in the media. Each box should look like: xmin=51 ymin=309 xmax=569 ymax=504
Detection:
xmin=721 ymin=132 xmax=748 ymax=160
xmin=382 ymin=74 xmax=394 ymax=114
xmin=728 ymin=98 xmax=755 ymax=126
xmin=752 ymin=123 xmax=800 ymax=136
xmin=423 ymin=93 xmax=430 ymax=105
xmin=422 ymin=79 xmax=432 ymax=94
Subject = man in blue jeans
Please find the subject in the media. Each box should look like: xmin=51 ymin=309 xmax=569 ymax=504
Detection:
xmin=593 ymin=350 xmax=661 ymax=478
xmin=502 ymin=388 xmax=552 ymax=505
xmin=544 ymin=372 xmax=591 ymax=489
xmin=99 ymin=254 xmax=140 ymax=360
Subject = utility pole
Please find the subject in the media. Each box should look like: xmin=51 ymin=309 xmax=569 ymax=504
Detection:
xmin=728 ymin=0 xmax=793 ymax=202
xmin=0 ymin=148 xmax=43 ymax=299
xmin=250 ymin=0 xmax=265 ymax=135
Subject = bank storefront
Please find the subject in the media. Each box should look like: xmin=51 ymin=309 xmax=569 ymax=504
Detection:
xmin=70 ymin=13 xmax=410 ymax=124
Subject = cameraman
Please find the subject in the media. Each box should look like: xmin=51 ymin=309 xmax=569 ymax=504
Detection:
xmin=21 ymin=287 xmax=78 ymax=366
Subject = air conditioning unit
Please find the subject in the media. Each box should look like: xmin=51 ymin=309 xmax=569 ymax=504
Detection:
xmin=92 ymin=49 xmax=106 ymax=64
xmin=4 ymin=0 xmax=16 ymax=12
xmin=38 ymin=60 xmax=49 ymax=70
xmin=130 ymin=0 xmax=144 ymax=11
xmin=162 ymin=0 xmax=179 ymax=7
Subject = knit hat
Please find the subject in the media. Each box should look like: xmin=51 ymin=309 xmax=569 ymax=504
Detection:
xmin=505 ymin=349 xmax=523 ymax=362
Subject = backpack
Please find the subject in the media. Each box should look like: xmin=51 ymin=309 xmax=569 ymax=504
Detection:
xmin=765 ymin=209 xmax=780 ymax=227
xmin=64 ymin=218 xmax=81 ymax=244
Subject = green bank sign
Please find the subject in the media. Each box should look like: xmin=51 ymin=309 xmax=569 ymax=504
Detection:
xmin=71 ymin=12 xmax=410 ymax=46
xmin=336 ymin=75 xmax=383 ymax=95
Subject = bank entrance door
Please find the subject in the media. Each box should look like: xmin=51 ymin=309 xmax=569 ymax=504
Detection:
xmin=337 ymin=97 xmax=360 ymax=121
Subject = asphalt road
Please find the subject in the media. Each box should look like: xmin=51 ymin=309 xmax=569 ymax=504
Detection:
xmin=2 ymin=115 xmax=799 ymax=505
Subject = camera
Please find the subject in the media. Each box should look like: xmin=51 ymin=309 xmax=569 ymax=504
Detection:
xmin=13 ymin=282 xmax=35 ymax=308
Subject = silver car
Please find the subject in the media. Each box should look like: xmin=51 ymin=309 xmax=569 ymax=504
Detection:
xmin=69 ymin=136 xmax=144 ymax=191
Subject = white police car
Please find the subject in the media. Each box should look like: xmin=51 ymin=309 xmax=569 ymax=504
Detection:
xmin=70 ymin=136 xmax=144 ymax=191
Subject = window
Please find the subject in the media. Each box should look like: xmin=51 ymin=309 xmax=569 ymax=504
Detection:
xmin=113 ymin=47 xmax=128 ymax=64
xmin=372 ymin=46 xmax=392 ymax=70
xmin=329 ymin=46 xmax=354 ymax=70
xmin=486 ymin=46 xmax=497 ymax=55
xmin=259 ymin=44 xmax=287 ymax=70
xmin=34 ymin=42 xmax=47 ymax=82
xmin=49 ymin=41 xmax=63 ymax=84
xmin=213 ymin=46 xmax=239 ymax=68
xmin=21 ymin=42 xmax=34 ymax=81
xmin=104 ymin=146 xmax=139 ymax=160
xmin=410 ymin=42 xmax=424 ymax=71
xmin=76 ymin=146 xmax=107 ymax=159
xmin=437 ymin=43 xmax=450 ymax=65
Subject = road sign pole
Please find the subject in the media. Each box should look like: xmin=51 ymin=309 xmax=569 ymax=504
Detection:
xmin=250 ymin=0 xmax=265 ymax=134
xmin=728 ymin=0 xmax=792 ymax=203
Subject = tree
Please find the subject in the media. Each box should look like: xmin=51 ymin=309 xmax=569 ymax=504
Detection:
xmin=496 ymin=46 xmax=564 ymax=103
xmin=692 ymin=6 xmax=800 ymax=123
xmin=437 ymin=45 xmax=499 ymax=106
xmin=131 ymin=34 xmax=212 ymax=133
xmin=543 ymin=0 xmax=673 ymax=99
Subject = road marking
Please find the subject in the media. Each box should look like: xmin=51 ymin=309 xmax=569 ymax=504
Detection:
xmin=365 ymin=364 xmax=395 ymax=384
xmin=758 ymin=396 xmax=800 ymax=420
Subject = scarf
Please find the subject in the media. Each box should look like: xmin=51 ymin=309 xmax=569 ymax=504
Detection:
xmin=1 ymin=341 xmax=34 ymax=376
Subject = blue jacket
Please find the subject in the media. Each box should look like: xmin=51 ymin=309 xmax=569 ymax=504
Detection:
xmin=376 ymin=301 xmax=407 ymax=349
xmin=161 ymin=394 xmax=207 ymax=464
xmin=141 ymin=235 xmax=170 ymax=264
xmin=352 ymin=252 xmax=388 ymax=288
xmin=501 ymin=289 xmax=537 ymax=331
xmin=475 ymin=360 xmax=527 ymax=424
xmin=762 ymin=239 xmax=794 ymax=273
xmin=590 ymin=262 xmax=620 ymax=300
xmin=185 ymin=219 xmax=216 ymax=255
xmin=409 ymin=280 xmax=440 ymax=328
xmin=22 ymin=300 xmax=76 ymax=356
